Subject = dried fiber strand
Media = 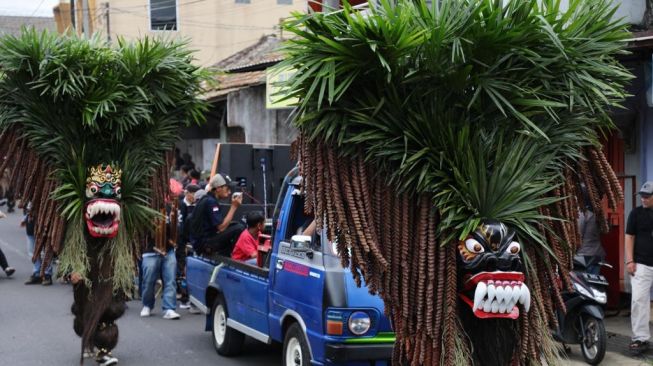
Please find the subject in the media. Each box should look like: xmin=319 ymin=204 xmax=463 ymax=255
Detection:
xmin=595 ymin=146 xmax=624 ymax=202
xmin=578 ymin=157 xmax=609 ymax=232
xmin=0 ymin=130 xmax=19 ymax=176
xmin=415 ymin=197 xmax=430 ymax=330
xmin=7 ymin=138 xmax=28 ymax=189
xmin=443 ymin=242 xmax=460 ymax=365
xmin=425 ymin=209 xmax=437 ymax=336
xmin=588 ymin=147 xmax=617 ymax=210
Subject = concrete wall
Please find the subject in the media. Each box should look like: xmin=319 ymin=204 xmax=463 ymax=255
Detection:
xmin=227 ymin=85 xmax=297 ymax=145
xmin=107 ymin=0 xmax=305 ymax=66
xmin=611 ymin=0 xmax=647 ymax=25
xmin=551 ymin=1 xmax=646 ymax=26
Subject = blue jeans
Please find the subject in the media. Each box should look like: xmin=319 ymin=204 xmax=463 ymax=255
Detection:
xmin=26 ymin=234 xmax=35 ymax=257
xmin=141 ymin=250 xmax=177 ymax=311
xmin=32 ymin=245 xmax=52 ymax=277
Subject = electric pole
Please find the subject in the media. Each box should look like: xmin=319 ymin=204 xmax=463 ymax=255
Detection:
xmin=105 ymin=2 xmax=111 ymax=42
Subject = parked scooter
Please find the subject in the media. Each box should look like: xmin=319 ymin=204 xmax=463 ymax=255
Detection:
xmin=552 ymin=256 xmax=611 ymax=365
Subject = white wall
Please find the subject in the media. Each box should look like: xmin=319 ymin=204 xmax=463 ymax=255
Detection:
xmin=556 ymin=0 xmax=646 ymax=25
xmin=108 ymin=0 xmax=305 ymax=67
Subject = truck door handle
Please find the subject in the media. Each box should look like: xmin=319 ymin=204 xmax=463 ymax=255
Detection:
xmin=276 ymin=259 xmax=284 ymax=270
xmin=226 ymin=274 xmax=240 ymax=282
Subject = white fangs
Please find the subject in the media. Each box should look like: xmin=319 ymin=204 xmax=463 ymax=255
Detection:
xmin=472 ymin=280 xmax=531 ymax=314
xmin=86 ymin=201 xmax=121 ymax=220
xmin=487 ymin=282 xmax=496 ymax=303
xmin=92 ymin=226 xmax=117 ymax=235
xmin=519 ymin=284 xmax=531 ymax=312
xmin=473 ymin=282 xmax=487 ymax=312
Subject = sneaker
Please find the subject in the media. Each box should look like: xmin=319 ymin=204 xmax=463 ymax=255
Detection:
xmin=4 ymin=267 xmax=15 ymax=277
xmin=25 ymin=275 xmax=42 ymax=285
xmin=162 ymin=309 xmax=180 ymax=320
xmin=96 ymin=352 xmax=118 ymax=366
xmin=140 ymin=306 xmax=151 ymax=317
xmin=188 ymin=305 xmax=202 ymax=314
xmin=179 ymin=302 xmax=191 ymax=309
xmin=83 ymin=347 xmax=96 ymax=359
xmin=41 ymin=275 xmax=53 ymax=286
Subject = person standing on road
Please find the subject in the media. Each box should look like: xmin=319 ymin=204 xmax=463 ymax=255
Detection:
xmin=0 ymin=210 xmax=16 ymax=277
xmin=22 ymin=202 xmax=53 ymax=285
xmin=177 ymin=184 xmax=199 ymax=309
xmin=577 ymin=185 xmax=605 ymax=275
xmin=626 ymin=181 xmax=653 ymax=353
xmin=140 ymin=200 xmax=181 ymax=320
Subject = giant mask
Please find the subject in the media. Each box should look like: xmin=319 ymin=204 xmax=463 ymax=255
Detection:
xmin=457 ymin=220 xmax=531 ymax=319
xmin=84 ymin=164 xmax=122 ymax=238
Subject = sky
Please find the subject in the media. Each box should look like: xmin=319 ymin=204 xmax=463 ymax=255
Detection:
xmin=0 ymin=0 xmax=61 ymax=17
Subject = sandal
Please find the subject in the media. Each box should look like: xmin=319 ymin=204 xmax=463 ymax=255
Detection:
xmin=629 ymin=340 xmax=649 ymax=352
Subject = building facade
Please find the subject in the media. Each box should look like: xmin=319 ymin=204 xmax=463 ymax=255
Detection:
xmin=105 ymin=0 xmax=305 ymax=67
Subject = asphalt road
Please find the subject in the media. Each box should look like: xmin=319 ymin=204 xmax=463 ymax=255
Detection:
xmin=2 ymin=208 xmax=646 ymax=366
xmin=0 ymin=211 xmax=281 ymax=366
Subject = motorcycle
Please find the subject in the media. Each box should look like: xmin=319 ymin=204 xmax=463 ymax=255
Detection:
xmin=552 ymin=256 xmax=610 ymax=365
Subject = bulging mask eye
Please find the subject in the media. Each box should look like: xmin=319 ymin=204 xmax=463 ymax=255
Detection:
xmin=506 ymin=241 xmax=521 ymax=254
xmin=86 ymin=184 xmax=99 ymax=198
xmin=465 ymin=239 xmax=484 ymax=254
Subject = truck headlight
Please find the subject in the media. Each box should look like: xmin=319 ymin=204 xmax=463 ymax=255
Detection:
xmin=348 ymin=311 xmax=371 ymax=335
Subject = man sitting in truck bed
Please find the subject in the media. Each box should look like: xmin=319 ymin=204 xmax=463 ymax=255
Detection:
xmin=189 ymin=174 xmax=244 ymax=257
xmin=231 ymin=211 xmax=265 ymax=264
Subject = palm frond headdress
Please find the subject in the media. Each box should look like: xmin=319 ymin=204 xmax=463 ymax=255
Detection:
xmin=279 ymin=0 xmax=631 ymax=364
xmin=0 ymin=30 xmax=208 ymax=358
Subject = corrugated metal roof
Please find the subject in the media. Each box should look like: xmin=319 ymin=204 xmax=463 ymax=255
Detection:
xmin=213 ymin=34 xmax=284 ymax=72
xmin=203 ymin=70 xmax=267 ymax=100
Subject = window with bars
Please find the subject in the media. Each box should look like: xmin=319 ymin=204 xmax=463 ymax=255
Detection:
xmin=150 ymin=0 xmax=177 ymax=31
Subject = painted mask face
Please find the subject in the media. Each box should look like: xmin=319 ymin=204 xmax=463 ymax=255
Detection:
xmin=84 ymin=164 xmax=122 ymax=238
xmin=457 ymin=220 xmax=531 ymax=319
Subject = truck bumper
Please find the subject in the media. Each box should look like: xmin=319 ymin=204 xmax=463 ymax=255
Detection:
xmin=325 ymin=343 xmax=393 ymax=362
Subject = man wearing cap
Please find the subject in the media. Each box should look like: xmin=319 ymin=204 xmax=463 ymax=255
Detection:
xmin=626 ymin=181 xmax=653 ymax=353
xmin=190 ymin=173 xmax=244 ymax=257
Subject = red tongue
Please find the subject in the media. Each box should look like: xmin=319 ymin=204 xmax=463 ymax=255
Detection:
xmin=462 ymin=272 xmax=525 ymax=291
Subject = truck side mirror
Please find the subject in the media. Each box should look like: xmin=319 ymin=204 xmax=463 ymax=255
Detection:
xmin=291 ymin=235 xmax=314 ymax=259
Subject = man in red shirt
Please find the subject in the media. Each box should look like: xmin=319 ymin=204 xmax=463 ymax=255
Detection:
xmin=232 ymin=211 xmax=265 ymax=264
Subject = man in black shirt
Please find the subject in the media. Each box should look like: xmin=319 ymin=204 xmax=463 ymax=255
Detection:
xmin=626 ymin=181 xmax=653 ymax=353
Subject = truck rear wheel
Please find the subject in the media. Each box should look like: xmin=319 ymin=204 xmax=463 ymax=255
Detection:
xmin=212 ymin=296 xmax=244 ymax=356
xmin=283 ymin=323 xmax=310 ymax=366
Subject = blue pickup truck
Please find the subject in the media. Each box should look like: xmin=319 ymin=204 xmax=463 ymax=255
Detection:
xmin=186 ymin=168 xmax=394 ymax=366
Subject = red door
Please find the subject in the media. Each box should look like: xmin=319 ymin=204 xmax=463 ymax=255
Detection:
xmin=601 ymin=135 xmax=626 ymax=308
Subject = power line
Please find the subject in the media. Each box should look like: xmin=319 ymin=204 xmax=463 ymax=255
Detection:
xmin=112 ymin=7 xmax=275 ymax=31
xmin=60 ymin=0 xmax=207 ymax=14
xmin=30 ymin=0 xmax=48 ymax=17
xmin=179 ymin=2 xmax=298 ymax=18
xmin=115 ymin=0 xmax=209 ymax=12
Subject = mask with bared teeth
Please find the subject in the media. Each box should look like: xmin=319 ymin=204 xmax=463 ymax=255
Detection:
xmin=84 ymin=164 xmax=122 ymax=238
xmin=457 ymin=220 xmax=531 ymax=319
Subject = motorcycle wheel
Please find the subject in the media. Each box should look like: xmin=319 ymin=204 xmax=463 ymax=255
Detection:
xmin=580 ymin=315 xmax=606 ymax=365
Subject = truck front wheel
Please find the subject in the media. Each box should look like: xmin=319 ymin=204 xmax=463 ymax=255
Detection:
xmin=211 ymin=296 xmax=244 ymax=356
xmin=283 ymin=323 xmax=311 ymax=366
